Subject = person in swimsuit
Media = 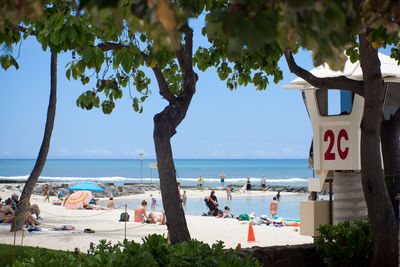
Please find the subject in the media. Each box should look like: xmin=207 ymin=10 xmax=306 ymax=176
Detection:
xmin=43 ymin=184 xmax=50 ymax=202
xmin=226 ymin=185 xmax=232 ymax=201
xmin=246 ymin=178 xmax=251 ymax=190
xmin=270 ymin=197 xmax=278 ymax=217
xmin=261 ymin=176 xmax=266 ymax=192
xmin=198 ymin=175 xmax=204 ymax=191
xmin=134 ymin=200 xmax=147 ymax=223
xmin=0 ymin=198 xmax=40 ymax=225
xmin=145 ymin=212 xmax=166 ymax=224
xmin=219 ymin=172 xmax=225 ymax=187
xmin=107 ymin=196 xmax=116 ymax=209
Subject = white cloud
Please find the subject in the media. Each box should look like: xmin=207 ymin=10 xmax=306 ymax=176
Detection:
xmin=210 ymin=149 xmax=227 ymax=157
xmin=282 ymin=147 xmax=305 ymax=157
xmin=59 ymin=149 xmax=71 ymax=155
xmin=81 ymin=147 xmax=112 ymax=157
xmin=1 ymin=151 xmax=11 ymax=155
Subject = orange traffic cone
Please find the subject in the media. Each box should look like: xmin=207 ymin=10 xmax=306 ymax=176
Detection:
xmin=247 ymin=222 xmax=255 ymax=242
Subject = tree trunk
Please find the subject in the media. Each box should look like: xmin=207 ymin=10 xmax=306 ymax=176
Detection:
xmin=11 ymin=53 xmax=57 ymax=231
xmin=153 ymin=68 xmax=196 ymax=243
xmin=359 ymin=34 xmax=398 ymax=266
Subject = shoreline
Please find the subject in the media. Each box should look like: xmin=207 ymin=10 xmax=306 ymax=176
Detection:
xmin=0 ymin=180 xmax=311 ymax=199
xmin=0 ymin=183 xmax=313 ymax=251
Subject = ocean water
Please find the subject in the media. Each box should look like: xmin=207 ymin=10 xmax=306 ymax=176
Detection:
xmin=102 ymin=194 xmax=309 ymax=220
xmin=0 ymin=159 xmax=311 ymax=187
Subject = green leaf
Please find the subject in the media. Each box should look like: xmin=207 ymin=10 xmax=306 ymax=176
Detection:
xmin=66 ymin=69 xmax=71 ymax=80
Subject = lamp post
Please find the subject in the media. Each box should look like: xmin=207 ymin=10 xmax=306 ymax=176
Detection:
xmin=139 ymin=153 xmax=144 ymax=183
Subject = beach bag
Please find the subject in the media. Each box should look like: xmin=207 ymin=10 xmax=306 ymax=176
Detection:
xmin=119 ymin=212 xmax=130 ymax=222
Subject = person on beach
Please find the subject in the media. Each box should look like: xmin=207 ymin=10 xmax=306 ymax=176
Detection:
xmin=150 ymin=195 xmax=156 ymax=212
xmin=261 ymin=176 xmax=266 ymax=192
xmin=43 ymin=184 xmax=51 ymax=202
xmin=11 ymin=193 xmax=19 ymax=210
xmin=276 ymin=190 xmax=281 ymax=201
xmin=146 ymin=212 xmax=166 ymax=224
xmin=219 ymin=172 xmax=225 ymax=187
xmin=223 ymin=206 xmax=234 ymax=218
xmin=0 ymin=198 xmax=40 ymax=225
xmin=198 ymin=175 xmax=204 ymax=191
xmin=205 ymin=191 xmax=219 ymax=216
xmin=246 ymin=178 xmax=251 ymax=191
xmin=134 ymin=200 xmax=147 ymax=223
xmin=270 ymin=197 xmax=278 ymax=217
xmin=182 ymin=191 xmax=187 ymax=206
xmin=226 ymin=185 xmax=232 ymax=201
xmin=107 ymin=196 xmax=116 ymax=209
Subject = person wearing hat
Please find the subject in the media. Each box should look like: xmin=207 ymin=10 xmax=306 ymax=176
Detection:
xmin=107 ymin=195 xmax=115 ymax=209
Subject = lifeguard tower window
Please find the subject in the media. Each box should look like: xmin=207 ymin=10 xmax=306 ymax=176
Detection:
xmin=316 ymin=89 xmax=353 ymax=116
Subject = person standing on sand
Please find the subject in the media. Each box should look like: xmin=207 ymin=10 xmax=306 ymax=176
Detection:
xmin=150 ymin=195 xmax=157 ymax=212
xmin=182 ymin=191 xmax=187 ymax=206
xmin=43 ymin=184 xmax=50 ymax=202
xmin=219 ymin=172 xmax=226 ymax=187
xmin=270 ymin=197 xmax=278 ymax=218
xmin=226 ymin=185 xmax=232 ymax=201
xmin=261 ymin=176 xmax=266 ymax=192
xmin=198 ymin=175 xmax=204 ymax=191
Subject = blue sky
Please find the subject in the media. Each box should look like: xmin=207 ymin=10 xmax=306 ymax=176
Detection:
xmin=0 ymin=18 xmax=393 ymax=160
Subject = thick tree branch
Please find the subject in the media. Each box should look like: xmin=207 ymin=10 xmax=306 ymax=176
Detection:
xmin=96 ymin=42 xmax=127 ymax=52
xmin=175 ymin=26 xmax=193 ymax=73
xmin=8 ymin=23 xmax=36 ymax=36
xmin=284 ymin=49 xmax=364 ymax=96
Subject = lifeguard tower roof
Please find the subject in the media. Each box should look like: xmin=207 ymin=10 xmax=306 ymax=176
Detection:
xmin=283 ymin=53 xmax=400 ymax=90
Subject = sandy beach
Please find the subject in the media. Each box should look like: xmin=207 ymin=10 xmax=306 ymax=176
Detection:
xmin=0 ymin=185 xmax=313 ymax=252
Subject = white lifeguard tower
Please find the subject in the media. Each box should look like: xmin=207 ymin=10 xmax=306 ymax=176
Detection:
xmin=283 ymin=53 xmax=400 ymax=236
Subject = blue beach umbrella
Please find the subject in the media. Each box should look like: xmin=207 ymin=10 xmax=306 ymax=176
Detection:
xmin=67 ymin=182 xmax=105 ymax=192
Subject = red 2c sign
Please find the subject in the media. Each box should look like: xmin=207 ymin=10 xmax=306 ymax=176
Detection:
xmin=323 ymin=129 xmax=349 ymax=160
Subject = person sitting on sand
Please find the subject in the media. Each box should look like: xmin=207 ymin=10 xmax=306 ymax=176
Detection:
xmin=205 ymin=191 xmax=219 ymax=216
xmin=145 ymin=212 xmax=166 ymax=225
xmin=222 ymin=206 xmax=234 ymax=218
xmin=28 ymin=204 xmax=41 ymax=220
xmin=134 ymin=200 xmax=147 ymax=223
xmin=0 ymin=198 xmax=41 ymax=225
xmin=11 ymin=193 xmax=19 ymax=211
xmin=107 ymin=196 xmax=116 ymax=209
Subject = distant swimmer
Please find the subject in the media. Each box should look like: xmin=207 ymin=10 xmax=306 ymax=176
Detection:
xmin=270 ymin=197 xmax=278 ymax=217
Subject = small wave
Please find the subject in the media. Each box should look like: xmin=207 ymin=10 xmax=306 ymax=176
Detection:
xmin=0 ymin=176 xmax=307 ymax=183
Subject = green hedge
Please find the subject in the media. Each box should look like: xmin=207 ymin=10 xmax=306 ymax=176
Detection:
xmin=315 ymin=218 xmax=373 ymax=267
xmin=14 ymin=234 xmax=261 ymax=266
